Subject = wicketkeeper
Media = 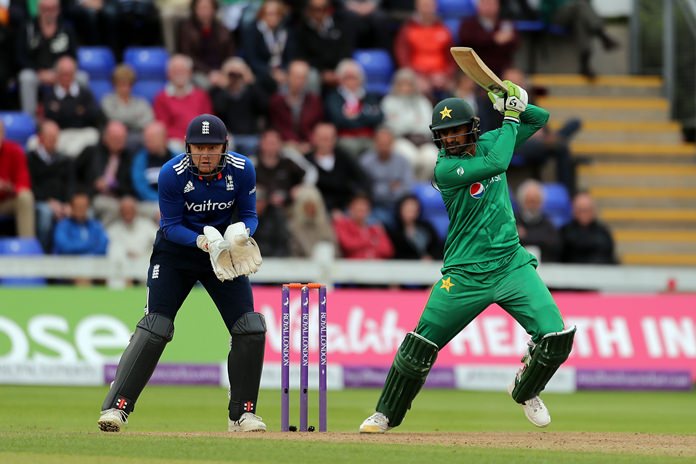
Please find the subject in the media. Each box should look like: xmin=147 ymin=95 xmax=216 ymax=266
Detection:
xmin=360 ymin=81 xmax=576 ymax=433
xmin=98 ymin=114 xmax=266 ymax=432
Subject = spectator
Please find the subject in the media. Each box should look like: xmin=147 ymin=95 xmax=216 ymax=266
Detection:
xmin=0 ymin=9 xmax=17 ymax=109
xmin=16 ymin=0 xmax=79 ymax=116
xmin=0 ymin=120 xmax=35 ymax=237
xmin=294 ymin=0 xmax=357 ymax=89
xmin=268 ymin=59 xmax=324 ymax=156
xmin=101 ymin=64 xmax=155 ymax=150
xmin=359 ymin=126 xmax=413 ymax=225
xmin=458 ymin=0 xmax=519 ymax=76
xmin=53 ymin=191 xmax=108 ymax=256
xmin=252 ymin=186 xmax=291 ymax=256
xmin=254 ymin=129 xmax=314 ymax=209
xmin=241 ymin=0 xmax=293 ymax=94
xmin=106 ymin=196 xmax=158 ymax=284
xmin=380 ymin=68 xmax=438 ymax=180
xmin=514 ymin=179 xmax=561 ymax=262
xmin=394 ymin=0 xmax=453 ymax=99
xmin=387 ymin=193 xmax=442 ymax=260
xmin=41 ymin=55 xmax=103 ymax=157
xmin=26 ymin=120 xmax=73 ymax=251
xmin=342 ymin=0 xmax=392 ymax=49
xmin=333 ymin=192 xmax=394 ymax=259
xmin=177 ymin=0 xmax=235 ymax=88
xmin=131 ymin=121 xmax=175 ymax=219
xmin=74 ymin=120 xmax=134 ymax=225
xmin=288 ymin=185 xmax=335 ymax=257
xmin=64 ymin=0 xmax=119 ymax=49
xmin=159 ymin=0 xmax=191 ymax=52
xmin=113 ymin=0 xmax=164 ymax=59
xmin=541 ymin=0 xmax=619 ymax=79
xmin=560 ymin=191 xmax=617 ymax=264
xmin=324 ymin=58 xmax=383 ymax=158
xmin=153 ymin=54 xmax=213 ymax=150
xmin=306 ymin=122 xmax=370 ymax=214
xmin=209 ymin=57 xmax=269 ymax=156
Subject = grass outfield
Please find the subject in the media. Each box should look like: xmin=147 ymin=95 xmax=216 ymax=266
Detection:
xmin=1 ymin=386 xmax=695 ymax=463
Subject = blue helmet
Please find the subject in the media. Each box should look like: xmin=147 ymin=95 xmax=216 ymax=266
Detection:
xmin=185 ymin=114 xmax=228 ymax=175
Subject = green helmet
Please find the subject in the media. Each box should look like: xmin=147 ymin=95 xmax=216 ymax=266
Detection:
xmin=429 ymin=98 xmax=480 ymax=155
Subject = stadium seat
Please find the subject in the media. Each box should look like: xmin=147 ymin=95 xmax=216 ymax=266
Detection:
xmin=444 ymin=18 xmax=461 ymax=38
xmin=0 ymin=111 xmax=36 ymax=147
xmin=429 ymin=215 xmax=450 ymax=241
xmin=353 ymin=49 xmax=394 ymax=96
xmin=124 ymin=47 xmax=169 ymax=81
xmin=89 ymin=79 xmax=114 ymax=103
xmin=412 ymin=182 xmax=447 ymax=216
xmin=541 ymin=182 xmax=572 ymax=228
xmin=132 ymin=80 xmax=165 ymax=103
xmin=77 ymin=47 xmax=116 ymax=80
xmin=437 ymin=0 xmax=476 ymax=19
xmin=0 ymin=237 xmax=46 ymax=286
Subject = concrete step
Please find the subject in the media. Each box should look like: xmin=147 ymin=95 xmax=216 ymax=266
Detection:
xmin=537 ymin=96 xmax=670 ymax=121
xmin=578 ymin=163 xmax=696 ymax=188
xmin=571 ymin=142 xmax=696 ymax=163
xmin=619 ymin=253 xmax=696 ymax=266
xmin=618 ymin=242 xmax=696 ymax=255
xmin=590 ymin=186 xmax=696 ymax=208
xmin=548 ymin=120 xmax=684 ymax=144
xmin=531 ymin=74 xmax=663 ymax=97
xmin=601 ymin=208 xmax=696 ymax=230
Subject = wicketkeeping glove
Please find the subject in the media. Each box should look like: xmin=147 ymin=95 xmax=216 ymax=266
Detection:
xmin=225 ymin=222 xmax=263 ymax=276
xmin=197 ymin=226 xmax=238 ymax=281
xmin=501 ymin=80 xmax=528 ymax=124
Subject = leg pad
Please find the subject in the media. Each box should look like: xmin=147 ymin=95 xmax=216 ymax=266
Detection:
xmin=228 ymin=312 xmax=266 ymax=420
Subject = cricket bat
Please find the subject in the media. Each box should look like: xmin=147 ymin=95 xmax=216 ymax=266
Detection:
xmin=450 ymin=47 xmax=507 ymax=95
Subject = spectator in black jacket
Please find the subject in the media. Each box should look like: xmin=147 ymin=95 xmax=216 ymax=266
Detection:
xmin=561 ymin=191 xmax=617 ymax=264
xmin=253 ymin=186 xmax=291 ymax=256
xmin=387 ymin=194 xmax=442 ymax=260
xmin=26 ymin=119 xmax=73 ymax=251
xmin=515 ymin=179 xmax=561 ymax=262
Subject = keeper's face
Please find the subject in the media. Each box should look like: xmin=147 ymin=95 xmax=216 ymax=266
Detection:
xmin=190 ymin=144 xmax=224 ymax=174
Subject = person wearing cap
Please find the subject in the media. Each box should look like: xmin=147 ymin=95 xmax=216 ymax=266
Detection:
xmin=97 ymin=114 xmax=267 ymax=433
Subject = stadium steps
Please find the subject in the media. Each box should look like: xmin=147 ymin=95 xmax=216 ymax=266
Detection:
xmin=532 ymin=74 xmax=696 ymax=266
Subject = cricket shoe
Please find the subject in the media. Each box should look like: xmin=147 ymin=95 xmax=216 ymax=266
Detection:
xmin=228 ymin=413 xmax=267 ymax=432
xmin=98 ymin=408 xmax=128 ymax=432
xmin=359 ymin=412 xmax=391 ymax=434
xmin=508 ymin=383 xmax=551 ymax=427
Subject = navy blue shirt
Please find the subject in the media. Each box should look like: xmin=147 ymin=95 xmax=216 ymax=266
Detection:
xmin=158 ymin=153 xmax=258 ymax=247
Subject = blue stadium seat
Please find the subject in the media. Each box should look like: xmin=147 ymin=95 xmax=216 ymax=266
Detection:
xmin=0 ymin=238 xmax=46 ymax=286
xmin=542 ymin=182 xmax=572 ymax=228
xmin=124 ymin=47 xmax=169 ymax=81
xmin=78 ymin=47 xmax=116 ymax=80
xmin=412 ymin=182 xmax=447 ymax=216
xmin=444 ymin=18 xmax=461 ymax=38
xmin=437 ymin=0 xmax=476 ymax=19
xmin=89 ymin=79 xmax=114 ymax=103
xmin=0 ymin=111 xmax=36 ymax=147
xmin=428 ymin=215 xmax=450 ymax=241
xmin=132 ymin=80 xmax=165 ymax=103
xmin=353 ymin=49 xmax=394 ymax=96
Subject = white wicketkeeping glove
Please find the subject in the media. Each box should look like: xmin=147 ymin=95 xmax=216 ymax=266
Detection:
xmin=196 ymin=226 xmax=237 ymax=281
xmin=224 ymin=222 xmax=263 ymax=276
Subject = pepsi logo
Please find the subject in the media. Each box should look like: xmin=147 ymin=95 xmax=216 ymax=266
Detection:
xmin=469 ymin=182 xmax=485 ymax=199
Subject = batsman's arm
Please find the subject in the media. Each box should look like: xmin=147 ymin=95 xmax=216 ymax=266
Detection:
xmin=514 ymin=104 xmax=550 ymax=147
xmin=158 ymin=166 xmax=200 ymax=247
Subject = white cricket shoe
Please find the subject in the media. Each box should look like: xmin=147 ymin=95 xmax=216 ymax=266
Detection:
xmin=508 ymin=383 xmax=551 ymax=427
xmin=359 ymin=412 xmax=391 ymax=434
xmin=98 ymin=408 xmax=128 ymax=432
xmin=228 ymin=413 xmax=267 ymax=432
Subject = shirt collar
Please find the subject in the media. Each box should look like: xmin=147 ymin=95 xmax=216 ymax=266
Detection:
xmin=54 ymin=82 xmax=80 ymax=99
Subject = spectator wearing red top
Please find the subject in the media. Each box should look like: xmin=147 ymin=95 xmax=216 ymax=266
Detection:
xmin=0 ymin=120 xmax=35 ymax=238
xmin=268 ymin=60 xmax=324 ymax=156
xmin=153 ymin=54 xmax=213 ymax=150
xmin=394 ymin=0 xmax=453 ymax=99
xmin=333 ymin=192 xmax=394 ymax=259
xmin=458 ymin=0 xmax=519 ymax=76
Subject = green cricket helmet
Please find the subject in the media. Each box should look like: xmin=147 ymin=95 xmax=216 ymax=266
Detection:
xmin=429 ymin=97 xmax=480 ymax=156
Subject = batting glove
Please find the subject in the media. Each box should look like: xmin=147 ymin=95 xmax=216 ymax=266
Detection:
xmin=502 ymin=80 xmax=528 ymax=124
xmin=225 ymin=222 xmax=263 ymax=276
xmin=487 ymin=91 xmax=505 ymax=114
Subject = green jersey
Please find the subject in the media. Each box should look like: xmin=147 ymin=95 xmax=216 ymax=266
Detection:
xmin=433 ymin=104 xmax=550 ymax=273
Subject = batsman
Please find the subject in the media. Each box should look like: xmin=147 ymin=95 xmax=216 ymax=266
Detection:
xmin=360 ymin=80 xmax=576 ymax=433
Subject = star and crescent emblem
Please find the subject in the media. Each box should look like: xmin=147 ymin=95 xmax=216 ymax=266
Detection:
xmin=439 ymin=106 xmax=453 ymax=119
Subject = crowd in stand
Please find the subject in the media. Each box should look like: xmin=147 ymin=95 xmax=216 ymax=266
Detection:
xmin=0 ymin=0 xmax=618 ymax=273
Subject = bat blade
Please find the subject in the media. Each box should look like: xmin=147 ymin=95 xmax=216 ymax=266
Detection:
xmin=450 ymin=47 xmax=506 ymax=95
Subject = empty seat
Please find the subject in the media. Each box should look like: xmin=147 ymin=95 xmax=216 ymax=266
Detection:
xmin=428 ymin=215 xmax=450 ymax=241
xmin=89 ymin=79 xmax=114 ymax=103
xmin=437 ymin=0 xmax=475 ymax=19
xmin=0 ymin=237 xmax=46 ymax=286
xmin=124 ymin=47 xmax=169 ymax=81
xmin=412 ymin=182 xmax=447 ymax=216
xmin=542 ymin=182 xmax=572 ymax=228
xmin=0 ymin=112 xmax=36 ymax=147
xmin=444 ymin=18 xmax=461 ymax=38
xmin=132 ymin=80 xmax=165 ymax=103
xmin=78 ymin=47 xmax=116 ymax=80
xmin=353 ymin=49 xmax=394 ymax=96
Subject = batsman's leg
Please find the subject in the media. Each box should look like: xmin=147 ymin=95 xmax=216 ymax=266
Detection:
xmin=98 ymin=313 xmax=175 ymax=432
